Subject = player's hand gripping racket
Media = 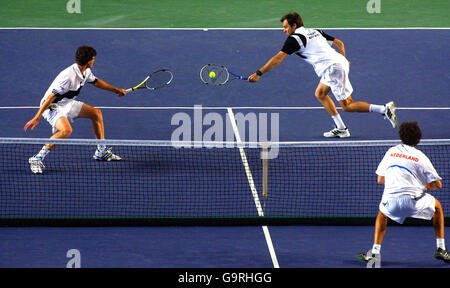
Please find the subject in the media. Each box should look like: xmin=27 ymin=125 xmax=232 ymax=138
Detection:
xmin=126 ymin=69 xmax=173 ymax=93
xmin=200 ymin=64 xmax=248 ymax=86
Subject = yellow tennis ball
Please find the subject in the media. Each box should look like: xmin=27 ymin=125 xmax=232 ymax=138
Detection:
xmin=209 ymin=71 xmax=216 ymax=78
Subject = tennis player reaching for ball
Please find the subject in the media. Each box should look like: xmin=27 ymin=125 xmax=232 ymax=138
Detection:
xmin=357 ymin=122 xmax=450 ymax=264
xmin=24 ymin=46 xmax=126 ymax=174
xmin=247 ymin=12 xmax=398 ymax=138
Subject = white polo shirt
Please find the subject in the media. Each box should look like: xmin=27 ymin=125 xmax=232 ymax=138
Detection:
xmin=376 ymin=144 xmax=442 ymax=199
xmin=281 ymin=27 xmax=349 ymax=77
xmin=40 ymin=63 xmax=97 ymax=106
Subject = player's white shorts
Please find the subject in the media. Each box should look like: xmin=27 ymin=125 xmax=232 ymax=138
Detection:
xmin=42 ymin=98 xmax=84 ymax=134
xmin=320 ymin=63 xmax=353 ymax=101
xmin=379 ymin=193 xmax=436 ymax=224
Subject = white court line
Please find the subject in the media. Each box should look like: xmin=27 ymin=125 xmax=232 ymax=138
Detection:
xmin=1 ymin=27 xmax=449 ymax=30
xmin=2 ymin=106 xmax=449 ymax=110
xmin=227 ymin=107 xmax=280 ymax=269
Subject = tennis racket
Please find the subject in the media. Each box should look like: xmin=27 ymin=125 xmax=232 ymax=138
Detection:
xmin=125 ymin=69 xmax=173 ymax=93
xmin=200 ymin=64 xmax=248 ymax=86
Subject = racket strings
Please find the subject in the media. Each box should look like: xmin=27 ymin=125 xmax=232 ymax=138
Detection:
xmin=200 ymin=65 xmax=229 ymax=85
xmin=146 ymin=70 xmax=173 ymax=89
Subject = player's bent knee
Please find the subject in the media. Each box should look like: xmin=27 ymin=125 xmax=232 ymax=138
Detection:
xmin=59 ymin=126 xmax=72 ymax=138
xmin=340 ymin=99 xmax=354 ymax=112
xmin=341 ymin=105 xmax=353 ymax=112
xmin=315 ymin=91 xmax=327 ymax=101
xmin=94 ymin=108 xmax=103 ymax=122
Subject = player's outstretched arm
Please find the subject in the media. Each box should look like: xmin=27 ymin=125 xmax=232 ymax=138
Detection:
xmin=24 ymin=93 xmax=57 ymax=132
xmin=93 ymin=78 xmax=126 ymax=96
xmin=248 ymin=51 xmax=288 ymax=82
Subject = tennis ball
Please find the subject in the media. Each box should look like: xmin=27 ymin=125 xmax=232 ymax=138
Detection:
xmin=209 ymin=71 xmax=216 ymax=78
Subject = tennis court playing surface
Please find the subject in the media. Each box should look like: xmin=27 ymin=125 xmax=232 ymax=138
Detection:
xmin=0 ymin=1 xmax=449 ymax=270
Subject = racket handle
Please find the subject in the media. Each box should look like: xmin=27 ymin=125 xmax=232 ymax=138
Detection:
xmin=125 ymin=88 xmax=132 ymax=93
xmin=229 ymin=71 xmax=247 ymax=81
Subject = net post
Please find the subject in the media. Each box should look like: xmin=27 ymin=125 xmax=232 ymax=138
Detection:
xmin=261 ymin=143 xmax=269 ymax=200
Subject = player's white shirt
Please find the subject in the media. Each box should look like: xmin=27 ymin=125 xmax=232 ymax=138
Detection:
xmin=40 ymin=63 xmax=97 ymax=106
xmin=376 ymin=144 xmax=441 ymax=200
xmin=281 ymin=27 xmax=349 ymax=77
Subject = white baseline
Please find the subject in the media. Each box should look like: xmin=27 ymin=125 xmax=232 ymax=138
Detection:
xmin=1 ymin=106 xmax=449 ymax=110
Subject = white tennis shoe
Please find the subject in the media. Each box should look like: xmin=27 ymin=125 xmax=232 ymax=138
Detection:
xmin=356 ymin=250 xmax=381 ymax=264
xmin=384 ymin=101 xmax=398 ymax=128
xmin=93 ymin=147 xmax=122 ymax=161
xmin=28 ymin=156 xmax=45 ymax=174
xmin=323 ymin=127 xmax=351 ymax=138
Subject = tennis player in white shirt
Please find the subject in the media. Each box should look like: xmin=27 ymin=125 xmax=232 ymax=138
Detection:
xmin=247 ymin=12 xmax=397 ymax=138
xmin=358 ymin=121 xmax=449 ymax=264
xmin=24 ymin=46 xmax=126 ymax=174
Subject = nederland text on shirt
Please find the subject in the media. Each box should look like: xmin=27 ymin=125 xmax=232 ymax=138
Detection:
xmin=389 ymin=153 xmax=419 ymax=162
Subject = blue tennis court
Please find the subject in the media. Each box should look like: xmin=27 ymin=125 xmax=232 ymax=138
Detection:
xmin=0 ymin=28 xmax=449 ymax=268
xmin=0 ymin=225 xmax=447 ymax=268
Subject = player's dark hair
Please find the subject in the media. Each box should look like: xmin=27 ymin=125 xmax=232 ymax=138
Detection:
xmin=399 ymin=121 xmax=422 ymax=147
xmin=75 ymin=46 xmax=97 ymax=66
xmin=280 ymin=12 xmax=303 ymax=28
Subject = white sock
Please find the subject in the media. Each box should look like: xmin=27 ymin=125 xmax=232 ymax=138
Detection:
xmin=371 ymin=244 xmax=381 ymax=255
xmin=331 ymin=114 xmax=346 ymax=130
xmin=35 ymin=146 xmax=50 ymax=160
xmin=369 ymin=104 xmax=385 ymax=114
xmin=437 ymin=238 xmax=446 ymax=250
xmin=97 ymin=145 xmax=106 ymax=152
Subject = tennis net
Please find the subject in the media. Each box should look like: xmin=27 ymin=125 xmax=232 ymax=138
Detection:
xmin=0 ymin=138 xmax=448 ymax=226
